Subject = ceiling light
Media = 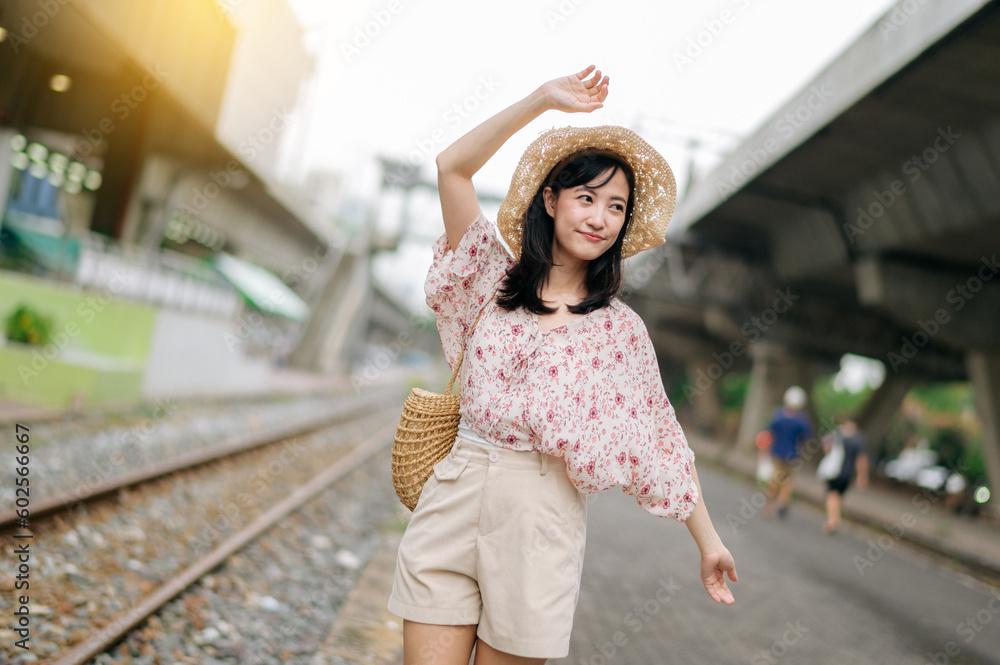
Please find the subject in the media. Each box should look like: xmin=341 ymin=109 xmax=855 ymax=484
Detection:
xmin=50 ymin=75 xmax=72 ymax=92
xmin=29 ymin=162 xmax=48 ymax=179
xmin=83 ymin=170 xmax=103 ymax=191
xmin=26 ymin=142 xmax=48 ymax=162
xmin=49 ymin=153 xmax=68 ymax=173
xmin=67 ymin=161 xmax=87 ymax=182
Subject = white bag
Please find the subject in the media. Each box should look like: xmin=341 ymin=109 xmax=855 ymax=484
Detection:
xmin=817 ymin=440 xmax=845 ymax=480
xmin=756 ymin=455 xmax=775 ymax=484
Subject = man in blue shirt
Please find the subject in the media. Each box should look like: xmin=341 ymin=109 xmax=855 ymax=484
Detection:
xmin=764 ymin=386 xmax=813 ymax=518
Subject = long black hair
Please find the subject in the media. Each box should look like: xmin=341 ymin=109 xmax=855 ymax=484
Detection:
xmin=497 ymin=151 xmax=636 ymax=315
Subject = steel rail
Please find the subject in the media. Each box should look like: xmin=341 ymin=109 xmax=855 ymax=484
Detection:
xmin=0 ymin=386 xmax=401 ymax=530
xmin=49 ymin=416 xmax=399 ymax=665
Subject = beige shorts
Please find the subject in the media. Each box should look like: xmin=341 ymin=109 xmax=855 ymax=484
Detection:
xmin=768 ymin=457 xmax=798 ymax=491
xmin=388 ymin=435 xmax=588 ymax=659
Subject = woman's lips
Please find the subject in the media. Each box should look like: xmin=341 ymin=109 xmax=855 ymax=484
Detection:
xmin=579 ymin=231 xmax=603 ymax=242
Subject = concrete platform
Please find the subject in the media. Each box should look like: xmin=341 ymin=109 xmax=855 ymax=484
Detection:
xmin=312 ymin=531 xmax=406 ymax=665
xmin=331 ymin=432 xmax=1000 ymax=664
xmin=0 ymin=367 xmax=364 ymax=426
xmin=688 ymin=433 xmax=1000 ymax=579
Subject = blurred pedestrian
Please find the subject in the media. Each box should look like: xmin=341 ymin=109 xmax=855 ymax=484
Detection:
xmin=764 ymin=385 xmax=813 ymax=519
xmin=388 ymin=65 xmax=737 ymax=664
xmin=820 ymin=418 xmax=869 ymax=533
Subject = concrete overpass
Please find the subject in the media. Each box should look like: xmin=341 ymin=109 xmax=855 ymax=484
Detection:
xmin=624 ymin=0 xmax=1000 ymax=497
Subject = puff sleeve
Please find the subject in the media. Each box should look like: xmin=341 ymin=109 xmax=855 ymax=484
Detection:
xmin=559 ymin=312 xmax=701 ymax=522
xmin=423 ymin=211 xmax=513 ymax=371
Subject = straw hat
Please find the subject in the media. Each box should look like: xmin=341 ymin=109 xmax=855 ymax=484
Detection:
xmin=496 ymin=125 xmax=677 ymax=261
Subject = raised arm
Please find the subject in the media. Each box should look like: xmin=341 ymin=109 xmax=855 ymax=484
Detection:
xmin=436 ymin=65 xmax=610 ymax=252
xmin=684 ymin=463 xmax=738 ymax=604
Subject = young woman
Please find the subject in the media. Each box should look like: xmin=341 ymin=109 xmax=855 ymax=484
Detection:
xmin=388 ymin=66 xmax=738 ymax=664
xmin=821 ymin=418 xmax=870 ymax=533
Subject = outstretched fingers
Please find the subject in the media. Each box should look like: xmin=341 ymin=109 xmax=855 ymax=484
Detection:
xmin=595 ymin=76 xmax=609 ymax=103
xmin=583 ymin=73 xmax=609 ymax=111
xmin=701 ymin=550 xmax=738 ymax=605
xmin=549 ymin=66 xmax=610 ymax=113
xmin=706 ymin=571 xmax=736 ymax=605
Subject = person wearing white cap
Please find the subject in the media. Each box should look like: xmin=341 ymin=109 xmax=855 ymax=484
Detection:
xmin=764 ymin=385 xmax=814 ymax=519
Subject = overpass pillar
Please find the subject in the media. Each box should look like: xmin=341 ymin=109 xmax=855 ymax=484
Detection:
xmin=288 ymin=252 xmax=372 ymax=375
xmin=855 ymin=373 xmax=916 ymax=463
xmin=685 ymin=353 xmax=724 ymax=436
xmin=734 ymin=342 xmax=813 ymax=454
xmin=967 ymin=351 xmax=1000 ymax=502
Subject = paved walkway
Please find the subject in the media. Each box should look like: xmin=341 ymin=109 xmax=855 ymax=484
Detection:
xmin=555 ymin=461 xmax=1000 ymax=665
xmin=348 ymin=445 xmax=1000 ymax=664
xmin=344 ymin=432 xmax=1000 ymax=665
xmin=687 ymin=433 xmax=1000 ymax=578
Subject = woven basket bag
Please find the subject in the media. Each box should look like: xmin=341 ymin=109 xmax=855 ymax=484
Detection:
xmin=391 ymin=292 xmax=497 ymax=511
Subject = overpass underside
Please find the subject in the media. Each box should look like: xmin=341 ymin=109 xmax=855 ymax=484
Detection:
xmin=626 ymin=0 xmax=1000 ymax=499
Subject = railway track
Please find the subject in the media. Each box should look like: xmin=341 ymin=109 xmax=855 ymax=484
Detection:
xmin=0 ymin=389 xmax=407 ymax=665
xmin=0 ymin=386 xmax=399 ymax=531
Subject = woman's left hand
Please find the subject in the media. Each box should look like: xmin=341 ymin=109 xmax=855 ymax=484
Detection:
xmin=538 ymin=65 xmax=610 ymax=114
xmin=700 ymin=546 xmax=738 ymax=605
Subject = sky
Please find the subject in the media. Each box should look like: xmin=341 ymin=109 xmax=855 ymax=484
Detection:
xmin=276 ymin=0 xmax=898 ymax=388
xmin=278 ymin=0 xmax=896 ymax=272
xmin=283 ymin=0 xmax=896 ymax=197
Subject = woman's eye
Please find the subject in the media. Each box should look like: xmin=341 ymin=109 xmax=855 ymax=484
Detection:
xmin=578 ymin=194 xmax=593 ymax=203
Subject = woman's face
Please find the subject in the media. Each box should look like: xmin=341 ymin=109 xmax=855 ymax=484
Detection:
xmin=542 ymin=167 xmax=631 ymax=264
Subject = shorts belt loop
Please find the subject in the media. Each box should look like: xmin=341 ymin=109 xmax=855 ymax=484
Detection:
xmin=540 ymin=453 xmax=548 ymax=475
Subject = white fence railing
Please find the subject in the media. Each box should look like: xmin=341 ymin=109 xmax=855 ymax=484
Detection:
xmin=73 ymin=232 xmax=242 ymax=319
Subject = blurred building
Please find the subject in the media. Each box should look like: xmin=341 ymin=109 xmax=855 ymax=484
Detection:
xmin=0 ymin=0 xmax=360 ymax=408
xmin=215 ymin=0 xmax=312 ymax=184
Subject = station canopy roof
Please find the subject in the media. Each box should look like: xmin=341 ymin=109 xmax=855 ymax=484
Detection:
xmin=1 ymin=214 xmax=80 ymax=275
xmin=209 ymin=252 xmax=309 ymax=322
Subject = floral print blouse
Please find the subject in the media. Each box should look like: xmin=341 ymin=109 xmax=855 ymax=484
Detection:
xmin=424 ymin=211 xmax=700 ymax=522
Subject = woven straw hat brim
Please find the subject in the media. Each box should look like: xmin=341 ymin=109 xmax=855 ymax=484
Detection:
xmin=496 ymin=125 xmax=676 ymax=261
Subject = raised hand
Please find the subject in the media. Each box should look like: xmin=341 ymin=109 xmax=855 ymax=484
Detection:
xmin=539 ymin=65 xmax=610 ymax=114
xmin=700 ymin=546 xmax=738 ymax=605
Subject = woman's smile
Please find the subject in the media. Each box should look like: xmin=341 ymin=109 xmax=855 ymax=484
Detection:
xmin=545 ymin=167 xmax=630 ymax=263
